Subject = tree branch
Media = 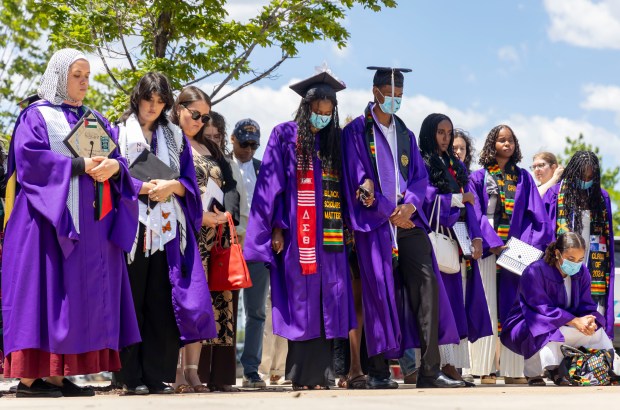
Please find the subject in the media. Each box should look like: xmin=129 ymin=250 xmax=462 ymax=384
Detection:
xmin=114 ymin=6 xmax=136 ymax=71
xmin=211 ymin=53 xmax=289 ymax=105
xmin=91 ymin=28 xmax=128 ymax=94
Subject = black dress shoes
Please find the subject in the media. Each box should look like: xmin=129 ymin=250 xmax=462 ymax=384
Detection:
xmin=146 ymin=381 xmax=174 ymax=394
xmin=60 ymin=378 xmax=95 ymax=397
xmin=367 ymin=376 xmax=399 ymax=389
xmin=16 ymin=379 xmax=63 ymax=398
xmin=123 ymin=381 xmax=150 ymax=395
xmin=416 ymin=371 xmax=467 ymax=388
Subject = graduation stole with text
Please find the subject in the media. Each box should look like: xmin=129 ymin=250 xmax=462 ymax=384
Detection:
xmin=364 ymin=106 xmax=398 ymax=259
xmin=296 ymin=149 xmax=344 ymax=275
xmin=487 ymin=161 xmax=518 ymax=243
xmin=556 ymin=183 xmax=610 ymax=303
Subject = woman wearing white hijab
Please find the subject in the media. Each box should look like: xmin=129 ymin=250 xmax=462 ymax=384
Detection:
xmin=1 ymin=48 xmax=141 ymax=398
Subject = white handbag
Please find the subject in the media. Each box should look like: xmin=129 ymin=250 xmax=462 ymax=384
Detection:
xmin=428 ymin=196 xmax=461 ymax=274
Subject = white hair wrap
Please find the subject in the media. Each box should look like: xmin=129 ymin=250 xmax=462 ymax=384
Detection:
xmin=37 ymin=48 xmax=87 ymax=105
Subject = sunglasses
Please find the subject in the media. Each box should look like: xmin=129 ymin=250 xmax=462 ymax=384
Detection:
xmin=183 ymin=105 xmax=210 ymax=124
xmin=240 ymin=141 xmax=259 ymax=149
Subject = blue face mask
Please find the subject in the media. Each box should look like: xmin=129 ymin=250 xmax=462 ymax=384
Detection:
xmin=379 ymin=96 xmax=402 ymax=115
xmin=579 ymin=179 xmax=594 ymax=190
xmin=560 ymin=256 xmax=582 ymax=276
xmin=310 ymin=112 xmax=332 ymax=130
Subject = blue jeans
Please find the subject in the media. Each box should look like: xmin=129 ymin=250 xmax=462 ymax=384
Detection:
xmin=399 ymin=348 xmax=417 ymax=376
xmin=240 ymin=261 xmax=270 ymax=376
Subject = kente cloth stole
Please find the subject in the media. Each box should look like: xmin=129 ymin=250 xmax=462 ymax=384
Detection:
xmin=364 ymin=105 xmax=398 ymax=260
xmin=556 ymin=183 xmax=610 ymax=303
xmin=487 ymin=162 xmax=517 ymax=243
xmin=296 ymin=150 xmax=345 ymax=275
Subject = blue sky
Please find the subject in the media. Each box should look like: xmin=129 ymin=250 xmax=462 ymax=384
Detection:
xmin=204 ymin=0 xmax=620 ymax=172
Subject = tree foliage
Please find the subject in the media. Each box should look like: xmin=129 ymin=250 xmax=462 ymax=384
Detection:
xmin=0 ymin=0 xmax=397 ymax=138
xmin=559 ymin=133 xmax=620 ymax=235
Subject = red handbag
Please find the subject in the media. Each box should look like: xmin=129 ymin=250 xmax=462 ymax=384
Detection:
xmin=208 ymin=212 xmax=252 ymax=291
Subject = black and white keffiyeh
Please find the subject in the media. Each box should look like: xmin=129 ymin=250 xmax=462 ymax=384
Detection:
xmin=37 ymin=48 xmax=87 ymax=105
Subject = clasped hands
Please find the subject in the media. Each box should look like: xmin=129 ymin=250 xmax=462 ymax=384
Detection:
xmin=568 ymin=315 xmax=598 ymax=336
xmin=85 ymin=156 xmax=119 ymax=182
xmin=356 ymin=179 xmax=415 ymax=229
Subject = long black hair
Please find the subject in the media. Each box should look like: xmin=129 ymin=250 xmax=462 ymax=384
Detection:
xmin=559 ymin=151 xmax=604 ymax=233
xmin=294 ymin=84 xmax=341 ymax=174
xmin=478 ymin=124 xmax=523 ymax=167
xmin=418 ymin=113 xmax=468 ymax=192
xmin=119 ymin=72 xmax=175 ymax=131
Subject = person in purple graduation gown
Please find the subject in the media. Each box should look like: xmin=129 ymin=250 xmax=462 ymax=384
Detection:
xmin=243 ymin=70 xmax=356 ymax=389
xmin=115 ymin=77 xmax=217 ymax=395
xmin=341 ymin=67 xmax=464 ymax=389
xmin=418 ymin=113 xmax=492 ymax=385
xmin=1 ymin=49 xmax=141 ymax=398
xmin=468 ymin=124 xmax=553 ymax=384
xmin=542 ymin=151 xmax=615 ymax=342
xmin=500 ymin=232 xmax=615 ymax=386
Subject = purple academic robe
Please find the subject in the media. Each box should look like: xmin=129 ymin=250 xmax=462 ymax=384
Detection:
xmin=423 ymin=178 xmax=493 ymax=343
xmin=341 ymin=108 xmax=459 ymax=358
xmin=468 ymin=167 xmax=553 ymax=327
xmin=543 ymin=183 xmax=615 ymax=339
xmin=125 ymin=129 xmax=217 ymax=344
xmin=2 ymin=102 xmax=141 ymax=356
xmin=500 ymin=259 xmax=605 ymax=359
xmin=243 ymin=121 xmax=356 ymax=341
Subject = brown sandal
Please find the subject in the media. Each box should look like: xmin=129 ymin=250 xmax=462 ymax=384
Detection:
xmin=193 ymin=384 xmax=210 ymax=393
xmin=347 ymin=374 xmax=367 ymax=390
xmin=174 ymin=384 xmax=195 ymax=394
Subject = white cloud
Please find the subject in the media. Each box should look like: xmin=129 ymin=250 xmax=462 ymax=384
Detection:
xmin=202 ymin=81 xmax=620 ymax=177
xmin=224 ymin=1 xmax=269 ymax=22
xmin=544 ymin=0 xmax=620 ymax=49
xmin=498 ymin=114 xmax=620 ymax=170
xmin=581 ymin=84 xmax=620 ymax=113
xmin=498 ymin=46 xmax=520 ymax=63
xmin=204 ymin=81 xmax=488 ymax=159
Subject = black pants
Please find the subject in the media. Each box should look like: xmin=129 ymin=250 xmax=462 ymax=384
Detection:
xmin=198 ymin=290 xmax=239 ymax=386
xmin=397 ymin=228 xmax=440 ymax=377
xmin=116 ymin=226 xmax=180 ymax=384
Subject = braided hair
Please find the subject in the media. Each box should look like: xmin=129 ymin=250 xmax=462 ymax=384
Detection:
xmin=294 ymin=84 xmax=341 ymax=174
xmin=418 ymin=113 xmax=468 ymax=193
xmin=559 ymin=151 xmax=604 ymax=234
xmin=478 ymin=124 xmax=523 ymax=167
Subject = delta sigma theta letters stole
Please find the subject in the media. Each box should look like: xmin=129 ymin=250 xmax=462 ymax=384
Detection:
xmin=297 ymin=157 xmax=318 ymax=275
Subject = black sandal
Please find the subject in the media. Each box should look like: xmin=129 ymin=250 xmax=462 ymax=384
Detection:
xmin=347 ymin=374 xmax=367 ymax=390
xmin=526 ymin=377 xmax=546 ymax=386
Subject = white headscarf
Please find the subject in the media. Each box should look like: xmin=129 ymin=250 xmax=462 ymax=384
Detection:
xmin=37 ymin=48 xmax=87 ymax=105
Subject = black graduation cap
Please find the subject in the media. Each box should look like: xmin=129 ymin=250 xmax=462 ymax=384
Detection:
xmin=289 ymin=71 xmax=346 ymax=97
xmin=367 ymin=66 xmax=412 ymax=88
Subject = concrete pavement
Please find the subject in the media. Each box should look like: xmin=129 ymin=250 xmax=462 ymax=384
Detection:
xmin=2 ymin=379 xmax=620 ymax=409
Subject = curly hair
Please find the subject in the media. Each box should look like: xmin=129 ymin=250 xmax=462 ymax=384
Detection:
xmin=543 ymin=232 xmax=586 ymax=265
xmin=453 ymin=128 xmax=475 ymax=171
xmin=558 ymin=151 xmax=604 ymax=234
xmin=294 ymin=84 xmax=341 ymax=174
xmin=119 ymin=72 xmax=175 ymax=131
xmin=478 ymin=124 xmax=522 ymax=167
xmin=203 ymin=110 xmax=229 ymax=155
xmin=418 ymin=113 xmax=469 ymax=193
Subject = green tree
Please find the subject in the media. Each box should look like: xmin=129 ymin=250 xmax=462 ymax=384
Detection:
xmin=558 ymin=133 xmax=620 ymax=235
xmin=0 ymin=0 xmax=397 ymax=137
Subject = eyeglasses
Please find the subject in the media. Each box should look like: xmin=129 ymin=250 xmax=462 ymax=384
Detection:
xmin=240 ymin=141 xmax=259 ymax=149
xmin=530 ymin=163 xmax=549 ymax=171
xmin=183 ymin=105 xmax=210 ymax=124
